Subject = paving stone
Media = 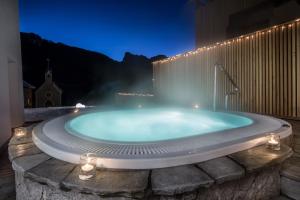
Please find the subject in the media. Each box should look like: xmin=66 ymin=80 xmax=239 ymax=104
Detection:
xmin=25 ymin=158 xmax=75 ymax=188
xmin=197 ymin=166 xmax=280 ymax=200
xmin=197 ymin=157 xmax=245 ymax=184
xmin=9 ymin=134 xmax=33 ymax=146
xmin=281 ymin=155 xmax=300 ymax=182
xmin=151 ymin=165 xmax=214 ymax=196
xmin=62 ymin=167 xmax=149 ymax=198
xmin=8 ymin=143 xmax=42 ymax=161
xmin=229 ymin=144 xmax=292 ymax=172
xmin=281 ymin=176 xmax=300 ymax=200
xmin=12 ymin=153 xmax=51 ymax=173
xmin=16 ymin=170 xmax=135 ymax=200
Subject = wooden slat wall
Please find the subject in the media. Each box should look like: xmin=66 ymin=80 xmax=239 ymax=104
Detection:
xmin=153 ymin=20 xmax=300 ymax=118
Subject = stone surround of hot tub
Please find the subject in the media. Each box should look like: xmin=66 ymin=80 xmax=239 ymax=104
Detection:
xmin=9 ymin=125 xmax=293 ymax=200
xmin=32 ymin=109 xmax=292 ymax=169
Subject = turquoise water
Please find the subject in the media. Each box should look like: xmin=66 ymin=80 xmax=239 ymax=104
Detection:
xmin=65 ymin=108 xmax=253 ymax=142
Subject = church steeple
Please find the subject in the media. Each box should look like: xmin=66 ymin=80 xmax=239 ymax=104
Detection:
xmin=45 ymin=58 xmax=52 ymax=82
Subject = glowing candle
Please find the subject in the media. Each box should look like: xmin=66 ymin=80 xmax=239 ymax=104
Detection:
xmin=14 ymin=127 xmax=26 ymax=139
xmin=79 ymin=153 xmax=97 ymax=180
xmin=269 ymin=137 xmax=279 ymax=145
xmin=266 ymin=133 xmax=280 ymax=151
xmin=81 ymin=163 xmax=94 ymax=171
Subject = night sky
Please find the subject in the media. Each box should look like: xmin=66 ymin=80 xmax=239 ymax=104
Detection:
xmin=19 ymin=0 xmax=195 ymax=61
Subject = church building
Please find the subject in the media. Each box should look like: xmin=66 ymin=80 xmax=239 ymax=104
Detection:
xmin=35 ymin=61 xmax=62 ymax=107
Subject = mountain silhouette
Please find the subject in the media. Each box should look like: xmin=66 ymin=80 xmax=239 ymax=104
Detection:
xmin=21 ymin=33 xmax=166 ymax=106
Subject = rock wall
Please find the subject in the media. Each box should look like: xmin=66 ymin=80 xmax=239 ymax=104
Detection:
xmin=15 ymin=166 xmax=280 ymax=200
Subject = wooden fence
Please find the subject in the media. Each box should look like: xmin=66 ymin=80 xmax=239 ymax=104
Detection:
xmin=153 ymin=19 xmax=300 ymax=118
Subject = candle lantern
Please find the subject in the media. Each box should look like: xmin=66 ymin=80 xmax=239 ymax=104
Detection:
xmin=14 ymin=127 xmax=27 ymax=139
xmin=266 ymin=133 xmax=280 ymax=151
xmin=79 ymin=153 xmax=97 ymax=180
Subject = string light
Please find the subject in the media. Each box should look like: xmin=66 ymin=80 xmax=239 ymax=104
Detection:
xmin=154 ymin=18 xmax=299 ymax=64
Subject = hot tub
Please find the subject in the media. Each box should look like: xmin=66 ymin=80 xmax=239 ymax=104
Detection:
xmin=32 ymin=107 xmax=291 ymax=169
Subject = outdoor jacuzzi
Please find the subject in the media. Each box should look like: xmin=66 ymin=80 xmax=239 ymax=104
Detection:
xmin=32 ymin=107 xmax=292 ymax=169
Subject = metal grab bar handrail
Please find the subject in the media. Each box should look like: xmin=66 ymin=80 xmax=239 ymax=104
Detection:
xmin=213 ymin=64 xmax=240 ymax=111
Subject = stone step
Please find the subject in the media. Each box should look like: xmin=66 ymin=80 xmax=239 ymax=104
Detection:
xmin=281 ymin=176 xmax=300 ymax=200
xmin=197 ymin=156 xmax=245 ymax=184
xmin=62 ymin=167 xmax=149 ymax=198
xmin=12 ymin=153 xmax=50 ymax=173
xmin=151 ymin=165 xmax=214 ymax=196
xmin=25 ymin=158 xmax=75 ymax=188
xmin=280 ymin=156 xmax=300 ymax=182
xmin=9 ymin=127 xmax=33 ymax=146
xmin=229 ymin=144 xmax=292 ymax=173
xmin=8 ymin=143 xmax=42 ymax=161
